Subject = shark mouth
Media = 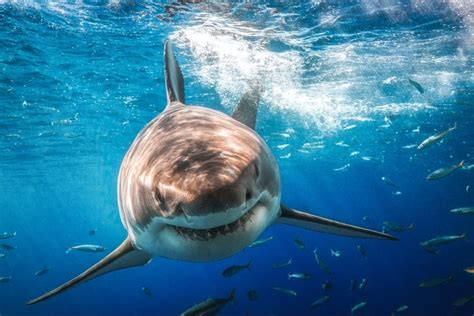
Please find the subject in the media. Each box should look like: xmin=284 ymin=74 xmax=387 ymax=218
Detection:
xmin=172 ymin=206 xmax=256 ymax=241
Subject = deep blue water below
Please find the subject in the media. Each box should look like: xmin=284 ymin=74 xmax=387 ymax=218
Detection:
xmin=1 ymin=1 xmax=473 ymax=315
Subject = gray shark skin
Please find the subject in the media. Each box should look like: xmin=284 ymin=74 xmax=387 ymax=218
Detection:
xmin=27 ymin=41 xmax=396 ymax=305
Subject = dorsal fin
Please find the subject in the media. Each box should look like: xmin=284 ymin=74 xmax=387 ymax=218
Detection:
xmin=164 ymin=40 xmax=185 ymax=106
xmin=26 ymin=237 xmax=152 ymax=305
xmin=231 ymin=85 xmax=261 ymax=129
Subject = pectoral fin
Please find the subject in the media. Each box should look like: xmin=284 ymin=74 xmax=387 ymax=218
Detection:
xmin=27 ymin=237 xmax=152 ymax=305
xmin=231 ymin=85 xmax=261 ymax=129
xmin=276 ymin=205 xmax=398 ymax=241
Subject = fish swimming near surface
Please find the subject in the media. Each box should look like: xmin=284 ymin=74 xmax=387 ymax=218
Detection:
xmin=222 ymin=261 xmax=251 ymax=278
xmin=0 ymin=232 xmax=16 ymax=239
xmin=419 ymin=275 xmax=453 ymax=288
xmin=452 ymin=294 xmax=474 ymax=307
xmin=417 ymin=122 xmax=456 ymax=150
xmin=272 ymin=287 xmax=297 ymax=296
xmin=288 ymin=273 xmax=311 ymax=280
xmin=0 ymin=276 xmax=12 ymax=283
xmin=310 ymin=295 xmax=330 ymax=307
xmin=0 ymin=244 xmax=16 ymax=251
xmin=35 ymin=267 xmax=50 ymax=277
xmin=66 ymin=244 xmax=106 ymax=253
xmin=272 ymin=258 xmax=292 ymax=269
xmin=247 ymin=236 xmax=273 ymax=248
xmin=450 ymin=207 xmax=474 ymax=215
xmin=408 ymin=78 xmax=424 ymax=94
xmin=383 ymin=221 xmax=413 ymax=233
xmin=180 ymin=289 xmax=235 ymax=316
xmin=313 ymin=248 xmax=331 ymax=274
xmin=426 ymin=160 xmax=464 ymax=180
xmin=351 ymin=301 xmax=367 ymax=315
xmin=420 ymin=233 xmax=466 ymax=250
xmin=26 ymin=41 xmax=396 ymax=305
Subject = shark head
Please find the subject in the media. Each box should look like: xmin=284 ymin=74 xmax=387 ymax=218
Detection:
xmin=118 ymin=106 xmax=281 ymax=261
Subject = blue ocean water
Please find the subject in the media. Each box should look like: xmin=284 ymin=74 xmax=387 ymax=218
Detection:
xmin=1 ymin=0 xmax=473 ymax=315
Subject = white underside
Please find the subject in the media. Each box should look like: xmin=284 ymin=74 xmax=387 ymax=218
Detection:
xmin=129 ymin=192 xmax=280 ymax=262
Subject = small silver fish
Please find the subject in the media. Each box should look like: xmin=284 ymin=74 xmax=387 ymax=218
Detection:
xmin=272 ymin=287 xmax=297 ymax=296
xmin=0 ymin=253 xmax=5 ymax=258
xmin=357 ymin=245 xmax=367 ymax=257
xmin=381 ymin=176 xmax=397 ymax=187
xmin=420 ymin=233 xmax=466 ymax=249
xmin=450 ymin=207 xmax=474 ymax=215
xmin=288 ymin=273 xmax=312 ymax=280
xmin=222 ymin=261 xmax=251 ymax=277
xmin=310 ymin=295 xmax=330 ymax=308
xmin=351 ymin=301 xmax=367 ymax=315
xmin=0 ymin=276 xmax=12 ymax=283
xmin=383 ymin=221 xmax=413 ymax=233
xmin=358 ymin=278 xmax=367 ymax=290
xmin=452 ymin=294 xmax=474 ymax=307
xmin=272 ymin=258 xmax=292 ymax=269
xmin=294 ymin=238 xmax=304 ymax=249
xmin=180 ymin=289 xmax=235 ymax=316
xmin=0 ymin=244 xmax=16 ymax=251
xmin=330 ymin=249 xmax=342 ymax=257
xmin=313 ymin=248 xmax=331 ymax=274
xmin=0 ymin=232 xmax=16 ymax=239
xmin=333 ymin=163 xmax=350 ymax=171
xmin=142 ymin=287 xmax=152 ymax=296
xmin=396 ymin=305 xmax=408 ymax=312
xmin=419 ymin=275 xmax=453 ymax=288
xmin=35 ymin=267 xmax=50 ymax=277
xmin=66 ymin=244 xmax=106 ymax=253
xmin=248 ymin=236 xmax=273 ymax=248
xmin=426 ymin=160 xmax=464 ymax=180
xmin=417 ymin=123 xmax=456 ymax=150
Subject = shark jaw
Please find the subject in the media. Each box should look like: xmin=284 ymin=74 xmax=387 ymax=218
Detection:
xmin=131 ymin=191 xmax=280 ymax=262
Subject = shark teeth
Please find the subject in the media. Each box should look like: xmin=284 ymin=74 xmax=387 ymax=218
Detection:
xmin=172 ymin=207 xmax=256 ymax=241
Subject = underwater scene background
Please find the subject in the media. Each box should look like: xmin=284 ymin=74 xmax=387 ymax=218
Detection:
xmin=1 ymin=0 xmax=473 ymax=315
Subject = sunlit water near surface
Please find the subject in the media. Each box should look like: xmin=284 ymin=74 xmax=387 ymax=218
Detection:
xmin=1 ymin=1 xmax=474 ymax=315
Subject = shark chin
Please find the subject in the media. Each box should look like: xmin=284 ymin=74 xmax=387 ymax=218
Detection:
xmin=134 ymin=193 xmax=280 ymax=261
xmin=26 ymin=40 xmax=397 ymax=306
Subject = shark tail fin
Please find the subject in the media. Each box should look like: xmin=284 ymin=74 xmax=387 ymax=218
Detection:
xmin=276 ymin=205 xmax=398 ymax=241
xmin=246 ymin=261 xmax=252 ymax=271
xmin=228 ymin=289 xmax=236 ymax=304
xmin=26 ymin=238 xmax=151 ymax=305
xmin=407 ymin=223 xmax=414 ymax=230
xmin=452 ymin=122 xmax=457 ymax=130
xmin=164 ymin=40 xmax=185 ymax=106
xmin=458 ymin=160 xmax=465 ymax=168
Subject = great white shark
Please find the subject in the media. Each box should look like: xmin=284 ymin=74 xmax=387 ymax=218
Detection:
xmin=27 ymin=41 xmax=396 ymax=305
